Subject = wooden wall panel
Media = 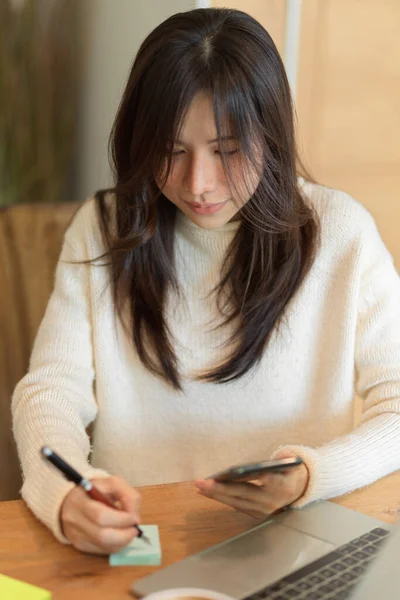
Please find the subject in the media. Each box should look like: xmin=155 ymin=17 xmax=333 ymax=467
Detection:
xmin=297 ymin=0 xmax=400 ymax=268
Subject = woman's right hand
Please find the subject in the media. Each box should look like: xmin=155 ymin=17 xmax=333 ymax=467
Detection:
xmin=60 ymin=476 xmax=141 ymax=554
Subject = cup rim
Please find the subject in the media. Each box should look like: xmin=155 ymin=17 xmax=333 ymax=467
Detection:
xmin=142 ymin=587 xmax=236 ymax=600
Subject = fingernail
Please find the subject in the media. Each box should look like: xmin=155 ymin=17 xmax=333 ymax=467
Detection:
xmin=200 ymin=481 xmax=214 ymax=495
xmin=196 ymin=479 xmax=211 ymax=487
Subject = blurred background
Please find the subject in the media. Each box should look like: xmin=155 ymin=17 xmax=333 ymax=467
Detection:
xmin=0 ymin=0 xmax=399 ymax=500
xmin=1 ymin=0 xmax=399 ymax=262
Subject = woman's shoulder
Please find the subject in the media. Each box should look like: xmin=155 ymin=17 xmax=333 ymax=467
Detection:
xmin=299 ymin=177 xmax=393 ymax=267
xmin=64 ymin=191 xmax=115 ymax=258
xmin=300 ymin=178 xmax=380 ymax=243
xmin=299 ymin=178 xmax=371 ymax=226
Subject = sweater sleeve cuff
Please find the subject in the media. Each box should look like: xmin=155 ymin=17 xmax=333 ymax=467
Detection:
xmin=269 ymin=445 xmax=325 ymax=508
xmin=269 ymin=414 xmax=400 ymax=509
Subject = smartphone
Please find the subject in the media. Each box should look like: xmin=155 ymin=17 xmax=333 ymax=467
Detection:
xmin=207 ymin=457 xmax=303 ymax=483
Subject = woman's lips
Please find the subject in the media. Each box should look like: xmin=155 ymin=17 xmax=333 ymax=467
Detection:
xmin=185 ymin=200 xmax=228 ymax=215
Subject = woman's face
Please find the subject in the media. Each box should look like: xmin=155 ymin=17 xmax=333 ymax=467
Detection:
xmin=158 ymin=92 xmax=261 ymax=229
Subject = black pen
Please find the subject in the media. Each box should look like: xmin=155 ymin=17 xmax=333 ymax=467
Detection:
xmin=40 ymin=446 xmax=149 ymax=544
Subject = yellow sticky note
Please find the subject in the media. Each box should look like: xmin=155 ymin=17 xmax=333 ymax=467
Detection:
xmin=0 ymin=574 xmax=52 ymax=600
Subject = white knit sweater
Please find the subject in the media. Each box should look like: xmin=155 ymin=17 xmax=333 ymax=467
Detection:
xmin=12 ymin=180 xmax=400 ymax=543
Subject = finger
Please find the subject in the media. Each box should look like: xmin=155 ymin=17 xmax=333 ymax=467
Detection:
xmin=64 ymin=484 xmax=137 ymax=530
xmin=199 ymin=489 xmax=272 ymax=518
xmin=272 ymin=450 xmax=298 ymax=460
xmin=259 ymin=465 xmax=308 ymax=499
xmin=65 ymin=522 xmax=110 ymax=555
xmin=72 ymin=534 xmax=134 ymax=555
xmin=198 ymin=477 xmax=291 ymax=513
xmin=257 ymin=471 xmax=287 ymax=487
xmin=65 ymin=523 xmax=108 ymax=555
xmin=196 ymin=479 xmax=264 ymax=502
xmin=73 ymin=539 xmax=107 ymax=555
xmin=196 ymin=480 xmax=279 ymax=515
xmin=93 ymin=477 xmax=141 ymax=522
xmin=70 ymin=518 xmax=138 ymax=554
xmin=265 ymin=452 xmax=303 ymax=476
xmin=82 ymin=497 xmax=140 ymax=529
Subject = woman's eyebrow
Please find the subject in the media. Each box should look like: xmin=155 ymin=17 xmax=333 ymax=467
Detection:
xmin=174 ymin=135 xmax=236 ymax=145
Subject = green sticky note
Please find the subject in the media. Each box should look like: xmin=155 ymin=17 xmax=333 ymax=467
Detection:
xmin=0 ymin=574 xmax=51 ymax=600
xmin=109 ymin=525 xmax=161 ymax=566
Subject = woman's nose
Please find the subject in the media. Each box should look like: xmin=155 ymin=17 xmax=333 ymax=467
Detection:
xmin=184 ymin=154 xmax=217 ymax=196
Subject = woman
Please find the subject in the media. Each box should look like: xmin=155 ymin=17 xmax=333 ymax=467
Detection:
xmin=12 ymin=7 xmax=400 ymax=555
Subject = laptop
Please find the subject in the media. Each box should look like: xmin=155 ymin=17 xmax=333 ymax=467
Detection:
xmin=350 ymin=513 xmax=400 ymax=600
xmin=132 ymin=500 xmax=396 ymax=599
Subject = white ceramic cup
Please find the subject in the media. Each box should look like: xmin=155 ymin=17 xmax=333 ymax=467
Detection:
xmin=142 ymin=588 xmax=236 ymax=600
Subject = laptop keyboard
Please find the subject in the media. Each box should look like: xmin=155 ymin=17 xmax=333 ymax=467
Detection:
xmin=243 ymin=527 xmax=390 ymax=600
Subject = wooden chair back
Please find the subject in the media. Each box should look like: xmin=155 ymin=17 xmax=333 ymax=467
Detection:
xmin=0 ymin=202 xmax=79 ymax=500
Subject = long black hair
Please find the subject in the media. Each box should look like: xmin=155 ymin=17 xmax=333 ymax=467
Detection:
xmin=94 ymin=7 xmax=320 ymax=390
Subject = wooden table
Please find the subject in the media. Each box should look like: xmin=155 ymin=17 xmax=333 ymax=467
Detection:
xmin=1 ymin=474 xmax=400 ymax=600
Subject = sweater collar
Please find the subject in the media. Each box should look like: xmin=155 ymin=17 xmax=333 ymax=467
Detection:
xmin=175 ymin=210 xmax=241 ymax=240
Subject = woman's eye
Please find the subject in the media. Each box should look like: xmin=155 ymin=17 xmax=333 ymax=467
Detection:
xmin=172 ymin=150 xmax=185 ymax=156
xmin=215 ymin=149 xmax=239 ymax=156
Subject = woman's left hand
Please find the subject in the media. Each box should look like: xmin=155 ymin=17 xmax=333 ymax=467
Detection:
xmin=195 ymin=453 xmax=309 ymax=519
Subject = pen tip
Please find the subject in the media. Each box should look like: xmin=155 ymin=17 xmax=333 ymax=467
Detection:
xmin=41 ymin=446 xmax=52 ymax=457
xmin=142 ymin=535 xmax=151 ymax=545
